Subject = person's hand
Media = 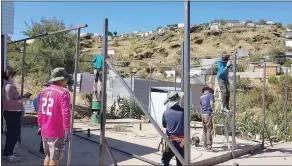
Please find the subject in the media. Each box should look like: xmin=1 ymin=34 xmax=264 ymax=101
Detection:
xmin=226 ymin=60 xmax=232 ymax=67
xmin=37 ymin=128 xmax=41 ymax=135
xmin=18 ymin=98 xmax=27 ymax=104
xmin=64 ymin=131 xmax=71 ymax=142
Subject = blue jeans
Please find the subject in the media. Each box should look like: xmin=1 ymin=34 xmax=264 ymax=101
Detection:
xmin=161 ymin=140 xmax=184 ymax=166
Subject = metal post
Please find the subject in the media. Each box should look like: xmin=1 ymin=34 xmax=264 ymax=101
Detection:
xmin=211 ymin=65 xmax=214 ymax=89
xmin=180 ymin=42 xmax=184 ymax=107
xmin=184 ymin=1 xmax=191 ymax=165
xmin=284 ymin=67 xmax=288 ymax=142
xmin=106 ymin=59 xmax=185 ymax=165
xmin=21 ymin=41 xmax=26 ymax=97
xmin=174 ymin=65 xmax=177 ymax=91
xmin=99 ymin=18 xmax=108 ymax=166
xmin=67 ymin=27 xmax=81 ymax=166
xmin=48 ymin=59 xmax=51 ymax=81
xmin=262 ymin=62 xmax=266 ymax=148
xmin=232 ymin=52 xmax=237 ymax=152
xmin=149 ymin=65 xmax=152 ymax=114
xmin=130 ymin=67 xmax=133 ymax=120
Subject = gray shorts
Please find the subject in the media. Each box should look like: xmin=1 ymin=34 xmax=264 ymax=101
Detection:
xmin=42 ymin=137 xmax=66 ymax=160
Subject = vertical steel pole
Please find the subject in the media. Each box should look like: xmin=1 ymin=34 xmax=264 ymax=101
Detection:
xmin=285 ymin=67 xmax=288 ymax=142
xmin=130 ymin=67 xmax=133 ymax=120
xmin=48 ymin=59 xmax=51 ymax=81
xmin=67 ymin=28 xmax=81 ymax=166
xmin=262 ymin=62 xmax=266 ymax=148
xmin=232 ymin=52 xmax=237 ymax=152
xmin=21 ymin=41 xmax=26 ymax=97
xmin=149 ymin=65 xmax=152 ymax=114
xmin=180 ymin=42 xmax=184 ymax=107
xmin=184 ymin=1 xmax=191 ymax=165
xmin=174 ymin=65 xmax=177 ymax=91
xmin=99 ymin=18 xmax=108 ymax=166
xmin=211 ymin=65 xmax=214 ymax=89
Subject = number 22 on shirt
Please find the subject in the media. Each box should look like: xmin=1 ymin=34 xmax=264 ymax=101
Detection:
xmin=41 ymin=92 xmax=54 ymax=116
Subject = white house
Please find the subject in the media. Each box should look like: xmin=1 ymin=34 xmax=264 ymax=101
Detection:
xmin=210 ymin=23 xmax=219 ymax=31
xmin=133 ymin=31 xmax=140 ymax=34
xmin=177 ymin=23 xmax=184 ymax=28
xmin=108 ymin=49 xmax=116 ymax=55
xmin=246 ymin=22 xmax=255 ymax=28
xmin=2 ymin=1 xmax=15 ymax=71
xmin=266 ymin=20 xmax=274 ymax=25
xmin=158 ymin=28 xmax=166 ymax=33
xmin=285 ymin=40 xmax=292 ymax=47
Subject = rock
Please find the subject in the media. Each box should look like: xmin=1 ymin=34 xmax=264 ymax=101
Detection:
xmin=194 ymin=39 xmax=204 ymax=44
xmin=134 ymin=51 xmax=154 ymax=60
xmin=170 ymin=44 xmax=181 ymax=49
xmin=204 ymin=30 xmax=222 ymax=36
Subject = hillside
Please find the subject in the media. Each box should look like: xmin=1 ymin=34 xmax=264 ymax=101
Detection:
xmin=79 ymin=26 xmax=288 ymax=76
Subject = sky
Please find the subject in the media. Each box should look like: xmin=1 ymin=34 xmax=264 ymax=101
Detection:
xmin=11 ymin=1 xmax=292 ymax=40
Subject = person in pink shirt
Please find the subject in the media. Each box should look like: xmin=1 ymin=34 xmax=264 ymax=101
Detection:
xmin=38 ymin=67 xmax=71 ymax=166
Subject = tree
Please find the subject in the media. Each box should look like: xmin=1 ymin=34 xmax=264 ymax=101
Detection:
xmin=287 ymin=24 xmax=292 ymax=29
xmin=246 ymin=20 xmax=253 ymax=23
xmin=257 ymin=19 xmax=266 ymax=25
xmin=113 ymin=31 xmax=117 ymax=36
xmin=108 ymin=31 xmax=113 ymax=36
xmin=169 ymin=26 xmax=175 ymax=31
xmin=157 ymin=26 xmax=163 ymax=30
xmin=20 ymin=17 xmax=76 ymax=84
xmin=219 ymin=19 xmax=226 ymax=26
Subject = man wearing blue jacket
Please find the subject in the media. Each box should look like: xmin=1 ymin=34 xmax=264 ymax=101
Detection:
xmin=217 ymin=51 xmax=232 ymax=112
xmin=92 ymin=54 xmax=103 ymax=97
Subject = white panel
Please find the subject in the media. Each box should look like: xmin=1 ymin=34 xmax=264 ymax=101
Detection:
xmin=150 ymin=92 xmax=167 ymax=126
xmin=1 ymin=2 xmax=15 ymax=34
xmin=285 ymin=40 xmax=292 ymax=47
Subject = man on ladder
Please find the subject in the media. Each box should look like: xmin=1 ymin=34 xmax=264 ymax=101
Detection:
xmin=217 ymin=51 xmax=233 ymax=113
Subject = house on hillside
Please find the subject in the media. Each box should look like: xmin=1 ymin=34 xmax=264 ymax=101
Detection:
xmin=133 ymin=31 xmax=140 ymax=34
xmin=225 ymin=20 xmax=241 ymax=27
xmin=2 ymin=1 xmax=14 ymax=72
xmin=158 ymin=28 xmax=166 ymax=33
xmin=284 ymin=40 xmax=292 ymax=47
xmin=210 ymin=23 xmax=220 ymax=31
xmin=283 ymin=31 xmax=292 ymax=39
xmin=108 ymin=49 xmax=116 ymax=55
xmin=246 ymin=22 xmax=255 ymax=28
xmin=266 ymin=20 xmax=274 ymax=25
xmin=167 ymin=24 xmax=178 ymax=30
xmin=177 ymin=23 xmax=184 ymax=28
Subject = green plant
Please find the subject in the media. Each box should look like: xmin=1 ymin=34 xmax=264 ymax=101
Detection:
xmin=283 ymin=60 xmax=292 ymax=67
xmin=268 ymin=76 xmax=279 ymax=85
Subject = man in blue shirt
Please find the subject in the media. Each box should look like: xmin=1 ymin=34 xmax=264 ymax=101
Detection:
xmin=217 ymin=51 xmax=232 ymax=112
xmin=200 ymin=86 xmax=215 ymax=151
xmin=161 ymin=91 xmax=184 ymax=166
xmin=92 ymin=54 xmax=103 ymax=100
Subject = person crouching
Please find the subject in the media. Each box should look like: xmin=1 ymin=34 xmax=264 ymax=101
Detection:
xmin=200 ymin=87 xmax=215 ymax=151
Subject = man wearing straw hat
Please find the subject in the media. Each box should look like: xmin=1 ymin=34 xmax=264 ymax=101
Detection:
xmin=161 ymin=91 xmax=184 ymax=166
xmin=217 ymin=51 xmax=233 ymax=113
xmin=200 ymin=86 xmax=215 ymax=151
xmin=38 ymin=68 xmax=71 ymax=166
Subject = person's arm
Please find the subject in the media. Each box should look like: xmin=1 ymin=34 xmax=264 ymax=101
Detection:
xmin=162 ymin=113 xmax=166 ymax=128
xmin=217 ymin=64 xmax=229 ymax=78
xmin=92 ymin=56 xmax=96 ymax=66
xmin=61 ymin=91 xmax=71 ymax=132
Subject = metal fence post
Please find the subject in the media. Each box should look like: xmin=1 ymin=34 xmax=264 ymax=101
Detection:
xmin=130 ymin=67 xmax=133 ymax=120
xmin=180 ymin=42 xmax=184 ymax=107
xmin=99 ymin=18 xmax=108 ymax=166
xmin=174 ymin=65 xmax=177 ymax=91
xmin=21 ymin=41 xmax=26 ymax=97
xmin=232 ymin=52 xmax=237 ymax=152
xmin=184 ymin=1 xmax=191 ymax=165
xmin=67 ymin=27 xmax=81 ymax=166
xmin=262 ymin=62 xmax=267 ymax=148
xmin=285 ymin=67 xmax=288 ymax=142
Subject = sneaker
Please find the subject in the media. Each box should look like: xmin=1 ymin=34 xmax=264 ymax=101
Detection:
xmin=4 ymin=155 xmax=21 ymax=163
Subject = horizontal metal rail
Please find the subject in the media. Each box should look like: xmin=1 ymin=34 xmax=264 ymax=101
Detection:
xmin=8 ymin=24 xmax=88 ymax=44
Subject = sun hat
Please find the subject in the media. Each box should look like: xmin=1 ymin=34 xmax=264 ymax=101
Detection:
xmin=164 ymin=91 xmax=184 ymax=108
xmin=202 ymin=86 xmax=214 ymax=94
xmin=49 ymin=67 xmax=69 ymax=82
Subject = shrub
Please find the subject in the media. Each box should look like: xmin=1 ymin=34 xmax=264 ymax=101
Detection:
xmin=268 ymin=76 xmax=279 ymax=85
xmin=283 ymin=60 xmax=292 ymax=67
